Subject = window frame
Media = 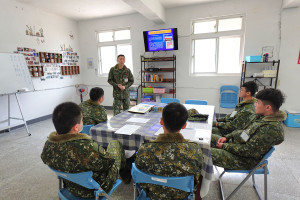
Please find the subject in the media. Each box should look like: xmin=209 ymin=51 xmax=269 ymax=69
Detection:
xmin=191 ymin=15 xmax=245 ymax=76
xmin=96 ymin=27 xmax=132 ymax=76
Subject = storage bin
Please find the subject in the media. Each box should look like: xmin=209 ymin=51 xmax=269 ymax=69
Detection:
xmin=153 ymin=87 xmax=165 ymax=93
xmin=284 ymin=110 xmax=300 ymax=128
xmin=262 ymin=70 xmax=277 ymax=77
xmin=142 ymin=88 xmax=153 ymax=93
xmin=245 ymin=56 xmax=262 ymax=62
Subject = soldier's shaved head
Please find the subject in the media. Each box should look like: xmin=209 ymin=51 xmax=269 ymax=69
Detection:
xmin=162 ymin=102 xmax=188 ymax=132
xmin=256 ymin=88 xmax=285 ymax=112
xmin=52 ymin=102 xmax=82 ymax=134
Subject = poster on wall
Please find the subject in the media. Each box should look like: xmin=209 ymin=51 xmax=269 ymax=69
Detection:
xmin=87 ymin=58 xmax=94 ymax=69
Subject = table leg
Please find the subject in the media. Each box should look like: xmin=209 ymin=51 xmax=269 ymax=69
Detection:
xmin=195 ymin=175 xmax=203 ymax=200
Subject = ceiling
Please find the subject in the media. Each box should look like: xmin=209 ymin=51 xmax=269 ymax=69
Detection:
xmin=14 ymin=0 xmax=223 ymax=21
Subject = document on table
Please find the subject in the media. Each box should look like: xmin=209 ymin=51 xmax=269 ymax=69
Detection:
xmin=115 ymin=125 xmax=141 ymax=135
xmin=186 ymin=122 xmax=211 ymax=130
xmin=183 ymin=129 xmax=211 ymax=144
xmin=126 ymin=117 xmax=150 ymax=123
xmin=155 ymin=128 xmax=211 ymax=144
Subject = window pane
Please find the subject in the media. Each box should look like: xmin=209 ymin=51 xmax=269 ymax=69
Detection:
xmin=98 ymin=32 xmax=113 ymax=42
xmin=117 ymin=44 xmax=133 ymax=71
xmin=194 ymin=20 xmax=216 ymax=34
xmin=218 ymin=37 xmax=241 ymax=73
xmin=218 ymin=17 xmax=242 ymax=32
xmin=115 ymin=30 xmax=131 ymax=40
xmin=99 ymin=46 xmax=116 ymax=74
xmin=194 ymin=39 xmax=216 ymax=73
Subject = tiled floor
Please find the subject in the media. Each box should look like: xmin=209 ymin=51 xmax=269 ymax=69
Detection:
xmin=0 ymin=110 xmax=300 ymax=199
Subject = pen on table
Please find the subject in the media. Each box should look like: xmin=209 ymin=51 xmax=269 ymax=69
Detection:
xmin=198 ymin=138 xmax=203 ymax=140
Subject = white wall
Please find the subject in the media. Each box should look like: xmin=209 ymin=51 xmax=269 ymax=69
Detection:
xmin=278 ymin=6 xmax=300 ymax=111
xmin=0 ymin=0 xmax=83 ymax=129
xmin=78 ymin=0 xmax=283 ymax=113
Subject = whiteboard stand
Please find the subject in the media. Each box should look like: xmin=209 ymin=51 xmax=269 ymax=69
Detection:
xmin=7 ymin=93 xmax=31 ymax=136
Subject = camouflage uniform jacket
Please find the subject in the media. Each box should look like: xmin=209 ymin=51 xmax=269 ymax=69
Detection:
xmin=107 ymin=64 xmax=134 ymax=99
xmin=215 ymin=98 xmax=257 ymax=132
xmin=135 ymin=132 xmax=203 ymax=200
xmin=41 ymin=132 xmax=116 ymax=198
xmin=222 ymin=110 xmax=286 ymax=164
xmin=79 ymin=99 xmax=107 ymax=125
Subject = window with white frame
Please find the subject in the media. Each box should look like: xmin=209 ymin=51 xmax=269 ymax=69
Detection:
xmin=97 ymin=28 xmax=133 ymax=75
xmin=191 ymin=16 xmax=244 ymax=74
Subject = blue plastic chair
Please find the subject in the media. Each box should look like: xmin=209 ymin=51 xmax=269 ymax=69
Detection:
xmin=219 ymin=85 xmax=239 ymax=118
xmin=160 ymin=98 xmax=180 ymax=104
xmin=80 ymin=125 xmax=94 ymax=135
xmin=217 ymin=147 xmax=275 ymax=200
xmin=185 ymin=99 xmax=208 ymax=105
xmin=49 ymin=167 xmax=122 ymax=200
xmin=131 ymin=163 xmax=195 ymax=200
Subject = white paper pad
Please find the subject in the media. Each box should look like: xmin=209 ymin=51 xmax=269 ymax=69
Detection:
xmin=115 ymin=125 xmax=141 ymax=135
xmin=126 ymin=117 xmax=150 ymax=123
xmin=186 ymin=122 xmax=211 ymax=130
xmin=155 ymin=128 xmax=211 ymax=144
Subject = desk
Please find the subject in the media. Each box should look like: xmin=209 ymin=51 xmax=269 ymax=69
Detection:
xmin=90 ymin=103 xmax=215 ymax=197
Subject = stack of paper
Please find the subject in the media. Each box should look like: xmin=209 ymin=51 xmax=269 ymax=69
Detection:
xmin=115 ymin=125 xmax=141 ymax=135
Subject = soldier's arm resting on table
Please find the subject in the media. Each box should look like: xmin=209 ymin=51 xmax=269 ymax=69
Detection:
xmin=93 ymin=107 xmax=108 ymax=125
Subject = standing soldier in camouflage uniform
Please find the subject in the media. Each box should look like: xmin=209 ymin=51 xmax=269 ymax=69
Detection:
xmin=41 ymin=102 xmax=126 ymax=198
xmin=213 ymin=81 xmax=258 ymax=136
xmin=135 ymin=103 xmax=203 ymax=200
xmin=211 ymin=88 xmax=286 ymax=170
xmin=79 ymin=87 xmax=107 ymax=125
xmin=108 ymin=54 xmax=134 ymax=116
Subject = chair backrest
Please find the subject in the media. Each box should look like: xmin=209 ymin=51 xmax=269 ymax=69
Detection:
xmin=49 ymin=167 xmax=100 ymax=190
xmin=161 ymin=98 xmax=180 ymax=104
xmin=220 ymin=85 xmax=239 ymax=108
xmin=131 ymin=163 xmax=194 ymax=193
xmin=185 ymin=99 xmax=208 ymax=105
xmin=81 ymin=125 xmax=94 ymax=135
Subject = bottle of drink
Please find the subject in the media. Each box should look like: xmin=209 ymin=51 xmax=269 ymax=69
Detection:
xmin=265 ymin=53 xmax=269 ymax=62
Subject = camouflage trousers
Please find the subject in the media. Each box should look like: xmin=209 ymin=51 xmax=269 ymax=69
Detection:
xmin=92 ymin=141 xmax=126 ymax=194
xmin=212 ymin=127 xmax=230 ymax=136
xmin=211 ymin=134 xmax=257 ymax=170
xmin=113 ymin=98 xmax=130 ymax=116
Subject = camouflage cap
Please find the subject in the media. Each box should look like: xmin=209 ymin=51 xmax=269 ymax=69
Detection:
xmin=187 ymin=109 xmax=209 ymax=121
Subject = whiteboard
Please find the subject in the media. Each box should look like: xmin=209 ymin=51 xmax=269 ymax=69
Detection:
xmin=0 ymin=53 xmax=34 ymax=94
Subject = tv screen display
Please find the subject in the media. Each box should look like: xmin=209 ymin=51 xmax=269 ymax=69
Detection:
xmin=143 ymin=28 xmax=178 ymax=52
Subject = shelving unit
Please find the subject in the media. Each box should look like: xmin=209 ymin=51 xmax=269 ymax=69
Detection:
xmin=140 ymin=55 xmax=176 ymax=101
xmin=60 ymin=50 xmax=80 ymax=76
xmin=240 ymin=60 xmax=280 ymax=101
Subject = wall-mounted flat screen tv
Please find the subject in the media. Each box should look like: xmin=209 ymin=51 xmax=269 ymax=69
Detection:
xmin=143 ymin=28 xmax=178 ymax=52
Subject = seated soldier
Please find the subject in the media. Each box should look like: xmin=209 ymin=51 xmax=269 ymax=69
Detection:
xmin=213 ymin=81 xmax=258 ymax=136
xmin=41 ymin=102 xmax=126 ymax=198
xmin=79 ymin=87 xmax=107 ymax=125
xmin=211 ymin=88 xmax=286 ymax=170
xmin=135 ymin=103 xmax=203 ymax=200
